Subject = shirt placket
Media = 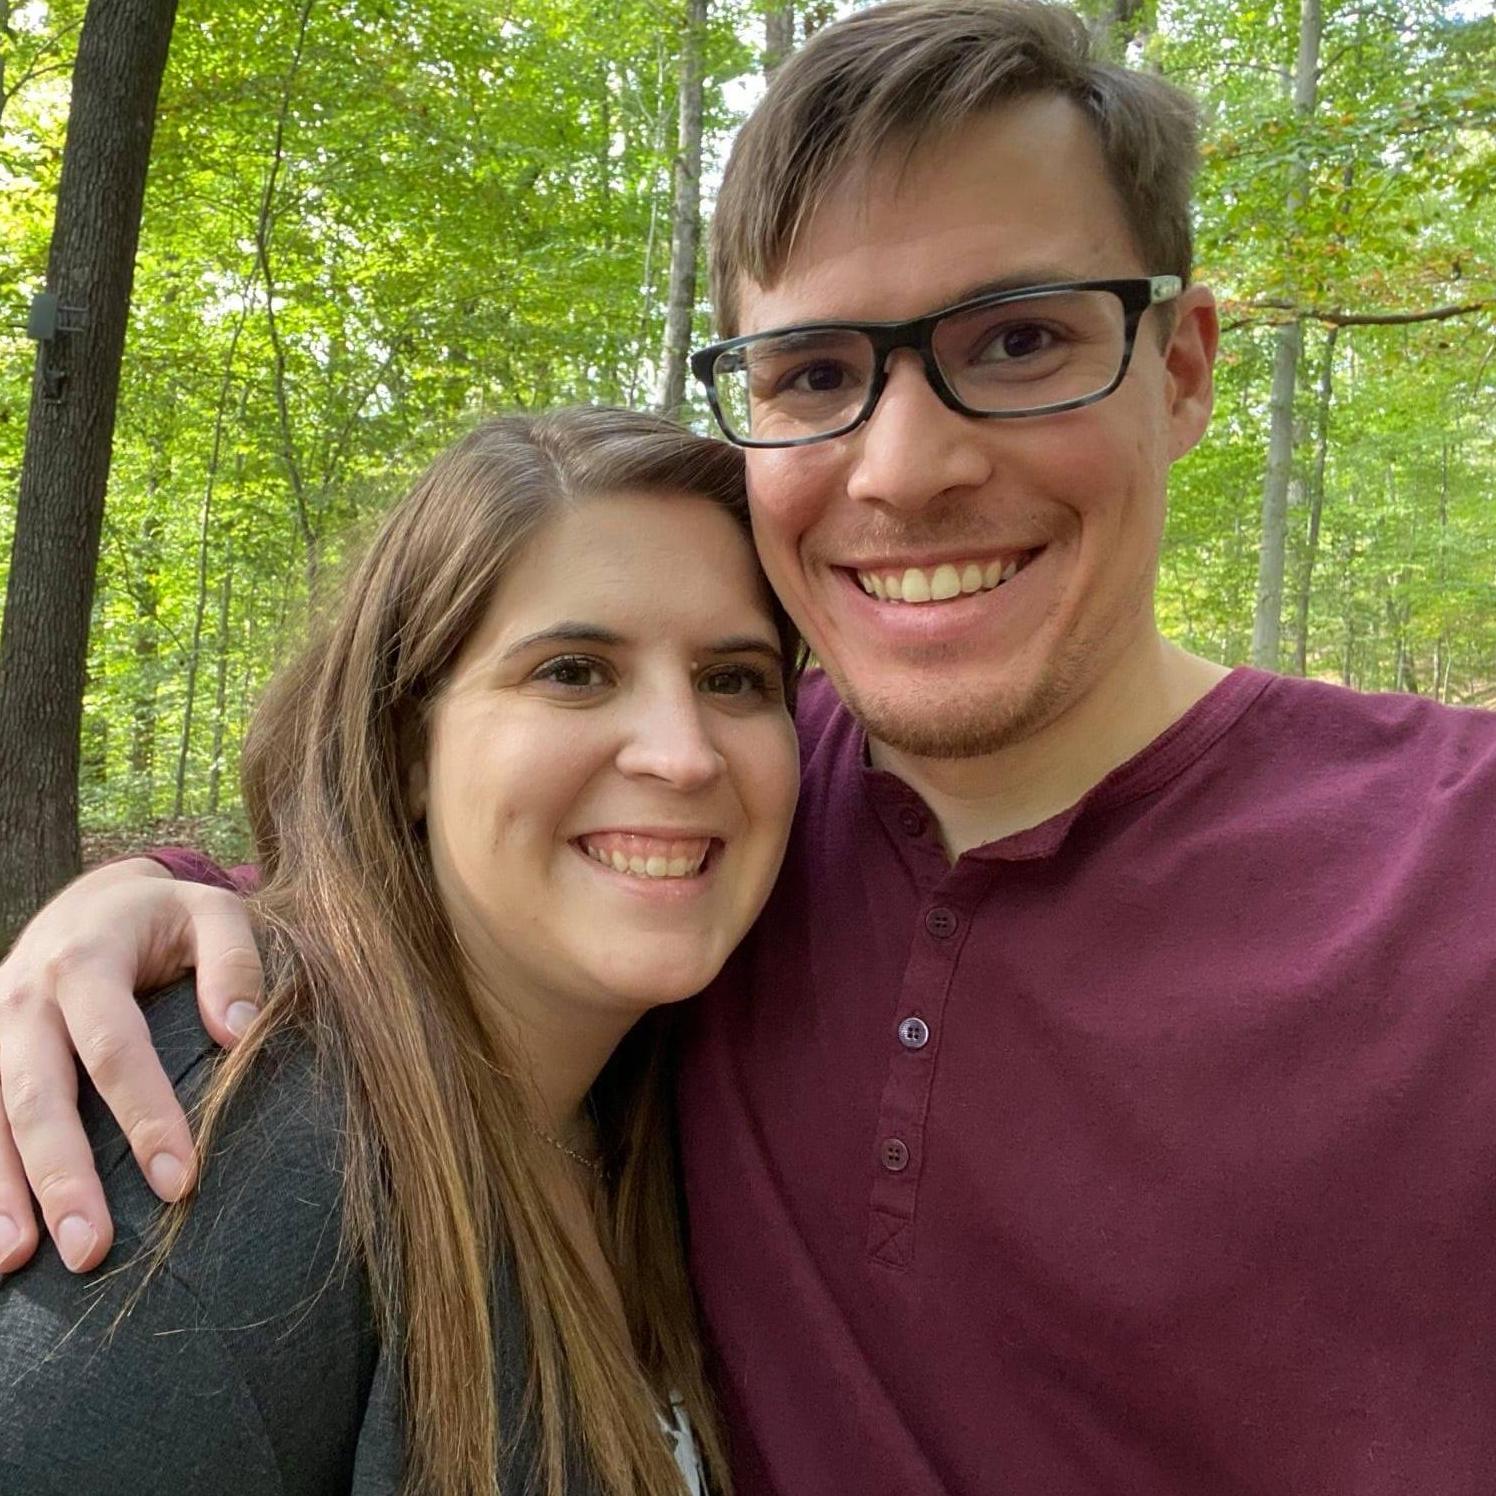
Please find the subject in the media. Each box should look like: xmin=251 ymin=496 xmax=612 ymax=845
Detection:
xmin=865 ymin=869 xmax=975 ymax=1272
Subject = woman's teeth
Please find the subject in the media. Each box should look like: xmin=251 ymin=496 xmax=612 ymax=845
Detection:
xmin=578 ymin=834 xmax=711 ymax=880
xmin=855 ymin=553 xmax=1031 ymax=603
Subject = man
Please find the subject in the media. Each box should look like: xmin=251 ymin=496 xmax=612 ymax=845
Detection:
xmin=4 ymin=4 xmax=1496 ymax=1492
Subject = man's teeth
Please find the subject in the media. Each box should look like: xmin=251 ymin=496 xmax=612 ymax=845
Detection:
xmin=857 ymin=556 xmax=1027 ymax=603
xmin=579 ymin=835 xmax=711 ymax=880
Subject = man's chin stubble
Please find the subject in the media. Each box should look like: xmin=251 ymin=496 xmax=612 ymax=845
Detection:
xmin=835 ymin=669 xmax=1072 ymax=762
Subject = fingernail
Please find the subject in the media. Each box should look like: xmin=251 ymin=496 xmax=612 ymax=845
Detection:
xmin=57 ymin=1213 xmax=98 ymax=1272
xmin=147 ymin=1152 xmax=187 ymax=1200
xmin=0 ymin=1213 xmax=19 ymax=1264
xmin=225 ymin=1001 xmax=260 ymax=1038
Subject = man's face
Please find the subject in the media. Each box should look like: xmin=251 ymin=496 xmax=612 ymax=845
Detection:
xmin=736 ymin=95 xmax=1217 ymax=759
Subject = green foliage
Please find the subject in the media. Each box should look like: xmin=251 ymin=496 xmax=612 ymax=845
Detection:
xmin=1159 ymin=0 xmax=1496 ymax=689
xmin=1 ymin=0 xmax=1494 ymax=849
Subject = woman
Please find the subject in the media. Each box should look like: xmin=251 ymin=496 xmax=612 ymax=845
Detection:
xmin=0 ymin=407 xmax=802 ymax=1495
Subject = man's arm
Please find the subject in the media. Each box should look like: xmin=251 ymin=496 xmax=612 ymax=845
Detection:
xmin=0 ymin=857 xmax=262 ymax=1273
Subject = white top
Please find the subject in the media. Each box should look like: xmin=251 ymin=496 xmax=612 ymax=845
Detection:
xmin=662 ymin=1397 xmax=705 ymax=1494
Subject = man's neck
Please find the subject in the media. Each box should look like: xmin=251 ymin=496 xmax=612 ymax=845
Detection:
xmin=869 ymin=637 xmax=1230 ymax=859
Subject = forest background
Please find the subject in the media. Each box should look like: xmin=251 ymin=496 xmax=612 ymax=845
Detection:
xmin=1 ymin=0 xmax=1494 ymax=941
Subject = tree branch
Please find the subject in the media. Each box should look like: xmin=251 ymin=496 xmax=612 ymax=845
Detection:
xmin=1227 ymin=298 xmax=1494 ymax=331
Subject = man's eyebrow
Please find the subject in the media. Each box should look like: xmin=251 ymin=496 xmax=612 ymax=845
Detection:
xmin=754 ymin=268 xmax=1092 ymax=336
xmin=934 ymin=268 xmax=1091 ymax=308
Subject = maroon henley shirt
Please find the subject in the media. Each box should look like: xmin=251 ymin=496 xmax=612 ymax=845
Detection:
xmin=158 ymin=667 xmax=1496 ymax=1494
xmin=677 ymin=667 xmax=1496 ymax=1496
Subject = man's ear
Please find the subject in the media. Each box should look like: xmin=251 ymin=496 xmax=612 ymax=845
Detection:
xmin=1163 ymin=282 xmax=1219 ymax=462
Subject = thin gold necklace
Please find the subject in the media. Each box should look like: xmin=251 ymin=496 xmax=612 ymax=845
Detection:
xmin=526 ymin=1116 xmax=604 ymax=1178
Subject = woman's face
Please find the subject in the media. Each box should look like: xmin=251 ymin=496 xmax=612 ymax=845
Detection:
xmin=414 ymin=489 xmax=799 ymax=1025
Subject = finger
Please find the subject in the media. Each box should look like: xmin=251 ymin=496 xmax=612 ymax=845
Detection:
xmin=181 ymin=886 xmax=266 ymax=1050
xmin=0 ymin=1096 xmax=41 ymax=1274
xmin=55 ymin=975 xmax=197 ymax=1205
xmin=1 ymin=1005 xmax=114 ymax=1273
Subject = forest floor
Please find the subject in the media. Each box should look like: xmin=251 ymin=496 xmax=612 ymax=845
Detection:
xmin=82 ymin=815 xmax=253 ymax=873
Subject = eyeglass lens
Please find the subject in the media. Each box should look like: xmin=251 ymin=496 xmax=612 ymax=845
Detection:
xmin=712 ymin=287 xmax=1131 ymax=443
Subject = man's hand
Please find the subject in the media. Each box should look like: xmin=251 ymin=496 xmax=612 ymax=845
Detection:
xmin=0 ymin=860 xmax=263 ymax=1274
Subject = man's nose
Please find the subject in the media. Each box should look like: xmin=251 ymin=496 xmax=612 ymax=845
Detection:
xmin=613 ymin=687 xmax=724 ymax=791
xmin=845 ymin=351 xmax=993 ymax=512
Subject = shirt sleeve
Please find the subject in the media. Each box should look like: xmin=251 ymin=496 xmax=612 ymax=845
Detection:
xmin=144 ymin=845 xmax=262 ymax=893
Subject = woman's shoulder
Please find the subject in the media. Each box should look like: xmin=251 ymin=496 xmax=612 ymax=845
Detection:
xmin=0 ymin=977 xmax=379 ymax=1494
xmin=76 ymin=976 xmax=348 ymax=1250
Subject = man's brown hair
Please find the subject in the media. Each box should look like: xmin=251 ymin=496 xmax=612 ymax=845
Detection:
xmin=711 ymin=0 xmax=1200 ymax=335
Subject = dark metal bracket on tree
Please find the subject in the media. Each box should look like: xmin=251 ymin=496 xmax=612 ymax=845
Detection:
xmin=25 ymin=291 xmax=90 ymax=402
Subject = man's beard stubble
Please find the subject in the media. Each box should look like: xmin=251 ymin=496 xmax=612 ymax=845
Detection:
xmin=826 ymin=642 xmax=1083 ymax=763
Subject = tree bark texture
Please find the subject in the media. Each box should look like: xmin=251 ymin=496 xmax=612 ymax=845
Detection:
xmin=1291 ymin=323 xmax=1338 ymax=676
xmin=654 ymin=0 xmax=706 ymax=420
xmin=765 ymin=3 xmax=794 ymax=77
xmin=1250 ymin=0 xmax=1320 ymax=670
xmin=0 ymin=0 xmax=178 ymax=946
xmin=1087 ymin=0 xmax=1147 ymax=59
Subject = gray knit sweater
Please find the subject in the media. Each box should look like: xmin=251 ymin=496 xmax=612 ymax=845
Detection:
xmin=0 ymin=979 xmax=578 ymax=1494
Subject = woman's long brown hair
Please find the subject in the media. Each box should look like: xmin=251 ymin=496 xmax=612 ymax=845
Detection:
xmin=159 ymin=409 xmax=800 ymax=1496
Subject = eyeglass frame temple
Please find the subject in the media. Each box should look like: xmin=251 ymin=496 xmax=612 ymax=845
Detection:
xmin=690 ymin=275 xmax=1184 ymax=449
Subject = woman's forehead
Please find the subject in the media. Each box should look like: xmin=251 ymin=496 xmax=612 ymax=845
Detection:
xmin=463 ymin=491 xmax=772 ymax=658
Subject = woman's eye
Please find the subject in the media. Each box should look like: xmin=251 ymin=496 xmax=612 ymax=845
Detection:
xmin=699 ymin=663 xmax=774 ymax=699
xmin=531 ymin=655 xmax=609 ymax=691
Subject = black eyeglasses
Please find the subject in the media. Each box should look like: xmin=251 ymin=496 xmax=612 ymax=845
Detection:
xmin=690 ymin=275 xmax=1182 ymax=449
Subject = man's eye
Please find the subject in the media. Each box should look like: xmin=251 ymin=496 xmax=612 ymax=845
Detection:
xmin=976 ymin=322 xmax=1058 ymax=362
xmin=699 ymin=663 xmax=773 ymax=699
xmin=531 ymin=655 xmax=609 ymax=690
xmin=786 ymin=360 xmax=851 ymax=394
xmin=749 ymin=359 xmax=853 ymax=399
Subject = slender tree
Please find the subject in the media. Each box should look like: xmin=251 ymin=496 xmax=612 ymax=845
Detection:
xmin=654 ymin=0 xmax=706 ymax=419
xmin=765 ymin=2 xmax=794 ymax=77
xmin=0 ymin=0 xmax=178 ymax=944
xmin=1249 ymin=0 xmax=1321 ymax=669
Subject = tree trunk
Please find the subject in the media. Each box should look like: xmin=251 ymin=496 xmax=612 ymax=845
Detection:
xmin=0 ymin=0 xmax=178 ymax=945
xmin=765 ymin=3 xmax=794 ymax=77
xmin=1249 ymin=0 xmax=1321 ymax=670
xmin=1087 ymin=0 xmax=1146 ymax=59
xmin=256 ymin=0 xmax=318 ymax=593
xmin=625 ymin=40 xmax=671 ymax=408
xmin=1435 ymin=439 xmax=1450 ymax=703
xmin=1290 ymin=323 xmax=1338 ymax=676
xmin=207 ymin=558 xmax=233 ymax=815
xmin=653 ymin=0 xmax=706 ymax=420
xmin=128 ymin=505 xmax=163 ymax=800
xmin=174 ymin=296 xmax=251 ymax=815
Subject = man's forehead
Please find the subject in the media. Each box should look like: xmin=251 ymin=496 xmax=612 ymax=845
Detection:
xmin=732 ymin=97 xmax=1127 ymax=334
xmin=740 ymin=263 xmax=1098 ymax=335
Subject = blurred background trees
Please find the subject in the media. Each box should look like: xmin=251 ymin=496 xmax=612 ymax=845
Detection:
xmin=1 ymin=0 xmax=1493 ymax=937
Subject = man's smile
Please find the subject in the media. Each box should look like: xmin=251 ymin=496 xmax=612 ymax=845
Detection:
xmin=848 ymin=548 xmax=1039 ymax=603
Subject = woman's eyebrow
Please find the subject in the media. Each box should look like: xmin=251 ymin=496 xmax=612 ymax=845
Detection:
xmin=500 ymin=622 xmax=626 ymax=658
xmin=500 ymin=625 xmax=782 ymax=662
xmin=706 ymin=635 xmax=783 ymax=661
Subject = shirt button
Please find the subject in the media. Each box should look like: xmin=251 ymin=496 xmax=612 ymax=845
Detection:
xmin=880 ymin=1138 xmax=910 ymax=1172
xmin=898 ymin=1016 xmax=930 ymax=1049
xmin=925 ymin=906 xmax=958 ymax=939
xmin=897 ymin=806 xmax=925 ymax=837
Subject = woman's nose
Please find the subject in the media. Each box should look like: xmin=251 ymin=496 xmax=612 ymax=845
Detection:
xmin=613 ymin=689 xmax=725 ymax=791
